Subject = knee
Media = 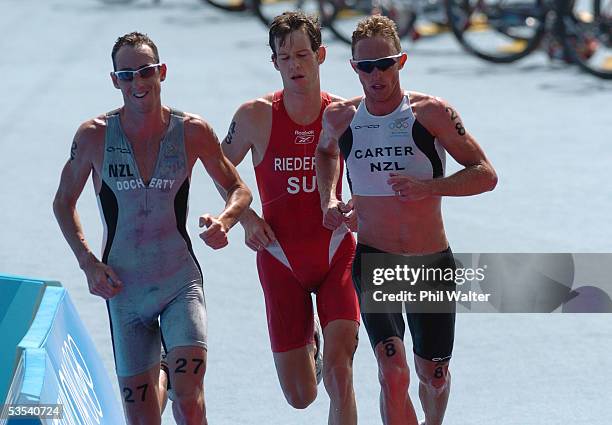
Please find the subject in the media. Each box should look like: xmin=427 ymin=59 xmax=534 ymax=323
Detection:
xmin=418 ymin=367 xmax=451 ymax=396
xmin=284 ymin=386 xmax=317 ymax=409
xmin=172 ymin=384 xmax=203 ymax=406
xmin=378 ymin=363 xmax=411 ymax=395
xmin=323 ymin=362 xmax=352 ymax=386
xmin=323 ymin=363 xmax=353 ymax=399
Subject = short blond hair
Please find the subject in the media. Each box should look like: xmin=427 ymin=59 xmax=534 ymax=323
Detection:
xmin=351 ymin=15 xmax=401 ymax=56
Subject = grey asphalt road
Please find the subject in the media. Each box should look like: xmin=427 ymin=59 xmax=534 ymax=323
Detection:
xmin=1 ymin=0 xmax=611 ymax=424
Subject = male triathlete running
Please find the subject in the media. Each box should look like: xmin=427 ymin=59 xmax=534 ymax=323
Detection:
xmin=316 ymin=16 xmax=498 ymax=425
xmin=53 ymin=32 xmax=251 ymax=425
xmin=220 ymin=12 xmax=360 ymax=425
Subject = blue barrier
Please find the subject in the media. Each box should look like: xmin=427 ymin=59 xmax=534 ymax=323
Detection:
xmin=0 ymin=275 xmax=126 ymax=425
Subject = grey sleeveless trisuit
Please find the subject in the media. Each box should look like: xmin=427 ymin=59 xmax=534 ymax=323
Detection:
xmin=98 ymin=109 xmax=207 ymax=377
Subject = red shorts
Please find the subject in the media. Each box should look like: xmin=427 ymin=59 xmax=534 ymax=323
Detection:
xmin=256 ymin=233 xmax=360 ymax=352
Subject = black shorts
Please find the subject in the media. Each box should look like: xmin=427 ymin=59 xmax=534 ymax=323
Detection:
xmin=353 ymin=243 xmax=456 ymax=362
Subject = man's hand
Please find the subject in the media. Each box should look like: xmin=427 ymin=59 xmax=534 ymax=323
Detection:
xmin=322 ymin=199 xmax=354 ymax=230
xmin=81 ymin=257 xmax=123 ymax=300
xmin=388 ymin=173 xmax=432 ymax=202
xmin=199 ymin=214 xmax=230 ymax=249
xmin=241 ymin=213 xmax=276 ymax=251
xmin=344 ymin=199 xmax=358 ymax=232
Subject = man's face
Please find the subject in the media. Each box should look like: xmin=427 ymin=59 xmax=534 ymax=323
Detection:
xmin=352 ymin=36 xmax=406 ymax=103
xmin=272 ymin=28 xmax=325 ymax=92
xmin=111 ymin=44 xmax=166 ymax=113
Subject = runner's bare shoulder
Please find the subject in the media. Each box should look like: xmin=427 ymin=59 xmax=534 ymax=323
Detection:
xmin=72 ymin=114 xmax=106 ymax=165
xmin=183 ymin=112 xmax=219 ymax=148
xmin=228 ymin=94 xmax=273 ymax=148
xmin=409 ymin=91 xmax=448 ymax=124
xmin=235 ymin=94 xmax=273 ymax=129
xmin=409 ymin=91 xmax=459 ymax=137
xmin=322 ymin=96 xmax=361 ymax=139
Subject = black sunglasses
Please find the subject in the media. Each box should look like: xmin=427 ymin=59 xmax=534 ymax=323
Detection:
xmin=114 ymin=63 xmax=161 ymax=82
xmin=351 ymin=54 xmax=403 ymax=73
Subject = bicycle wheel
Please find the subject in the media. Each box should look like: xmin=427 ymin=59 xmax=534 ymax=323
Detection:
xmin=201 ymin=0 xmax=247 ymax=12
xmin=560 ymin=0 xmax=612 ymax=78
xmin=322 ymin=0 xmax=417 ymax=44
xmin=445 ymin=0 xmax=548 ymax=62
xmin=251 ymin=0 xmax=324 ymax=27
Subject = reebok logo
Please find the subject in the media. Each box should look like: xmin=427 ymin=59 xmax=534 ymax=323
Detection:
xmin=294 ymin=130 xmax=315 ymax=145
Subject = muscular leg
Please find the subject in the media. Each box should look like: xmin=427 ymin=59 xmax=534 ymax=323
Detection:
xmin=415 ymin=355 xmax=451 ymax=425
xmin=375 ymin=337 xmax=419 ymax=425
xmin=273 ymin=345 xmax=318 ymax=409
xmin=159 ymin=362 xmax=169 ymax=413
xmin=322 ymin=319 xmax=359 ymax=425
xmin=166 ymin=346 xmax=208 ymax=425
xmin=118 ymin=364 xmax=164 ymax=425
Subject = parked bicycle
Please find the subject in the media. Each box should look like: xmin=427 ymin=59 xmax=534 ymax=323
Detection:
xmin=445 ymin=0 xmax=612 ymax=78
xmin=98 ymin=0 xmax=247 ymax=13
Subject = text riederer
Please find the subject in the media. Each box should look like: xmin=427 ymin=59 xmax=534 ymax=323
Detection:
xmin=372 ymin=266 xmax=486 ymax=286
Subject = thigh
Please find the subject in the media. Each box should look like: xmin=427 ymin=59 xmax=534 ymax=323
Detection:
xmin=118 ymin=364 xmax=163 ymax=425
xmin=406 ymin=312 xmax=455 ymax=362
xmin=273 ymin=345 xmax=317 ymax=395
xmin=316 ymin=235 xmax=361 ymax=329
xmin=405 ymin=248 xmax=457 ymax=361
xmin=165 ymin=346 xmax=207 ymax=397
xmin=257 ymin=249 xmax=314 ymax=352
xmin=160 ymin=281 xmax=207 ymax=353
xmin=414 ymin=352 xmax=451 ymax=384
xmin=322 ymin=319 xmax=360 ymax=365
xmin=352 ymin=245 xmax=406 ymax=350
xmin=107 ymin=299 xmax=161 ymax=377
xmin=374 ymin=336 xmax=410 ymax=370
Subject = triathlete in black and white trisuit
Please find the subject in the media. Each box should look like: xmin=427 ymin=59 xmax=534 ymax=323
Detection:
xmin=338 ymin=93 xmax=456 ymax=362
xmin=316 ymin=16 xmax=497 ymax=425
xmin=100 ymin=109 xmax=206 ymax=377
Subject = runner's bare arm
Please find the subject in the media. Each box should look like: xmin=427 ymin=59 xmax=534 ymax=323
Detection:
xmin=220 ymin=100 xmax=277 ymax=250
xmin=219 ymin=102 xmax=262 ymax=224
xmin=316 ymin=101 xmax=356 ymax=230
xmin=220 ymin=101 xmax=259 ymax=165
xmin=316 ymin=101 xmax=355 ymax=206
xmin=53 ymin=120 xmax=123 ymax=298
xmin=389 ymin=95 xmax=497 ymax=200
xmin=188 ymin=116 xmax=252 ymax=236
xmin=53 ymin=122 xmax=97 ymax=266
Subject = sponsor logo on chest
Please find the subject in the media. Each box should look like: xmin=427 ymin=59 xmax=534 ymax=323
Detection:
xmin=294 ymin=129 xmax=315 ymax=145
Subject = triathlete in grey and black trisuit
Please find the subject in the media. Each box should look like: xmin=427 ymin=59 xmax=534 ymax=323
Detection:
xmin=98 ymin=109 xmax=207 ymax=377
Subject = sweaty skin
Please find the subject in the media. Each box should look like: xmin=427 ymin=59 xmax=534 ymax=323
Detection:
xmin=316 ymin=34 xmax=497 ymax=425
xmin=53 ymin=43 xmax=251 ymax=425
xmin=319 ymin=91 xmax=497 ymax=254
xmin=219 ymin=26 xmax=360 ymax=425
xmin=317 ymin=36 xmax=496 ymax=255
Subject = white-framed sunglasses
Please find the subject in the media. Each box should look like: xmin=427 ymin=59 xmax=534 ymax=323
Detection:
xmin=350 ymin=54 xmax=403 ymax=73
xmin=113 ymin=63 xmax=161 ymax=81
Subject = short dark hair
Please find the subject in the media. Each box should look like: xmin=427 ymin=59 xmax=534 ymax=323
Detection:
xmin=351 ymin=16 xmax=401 ymax=57
xmin=111 ymin=32 xmax=160 ymax=70
xmin=269 ymin=12 xmax=321 ymax=58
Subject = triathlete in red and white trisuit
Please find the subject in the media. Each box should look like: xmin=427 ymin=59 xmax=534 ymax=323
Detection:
xmin=219 ymin=12 xmax=360 ymax=425
xmin=254 ymin=90 xmax=358 ymax=352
